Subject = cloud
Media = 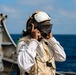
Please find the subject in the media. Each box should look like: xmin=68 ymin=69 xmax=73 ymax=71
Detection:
xmin=0 ymin=5 xmax=17 ymax=13
xmin=0 ymin=4 xmax=25 ymax=34
xmin=18 ymin=0 xmax=55 ymax=6
xmin=17 ymin=0 xmax=55 ymax=16
xmin=0 ymin=5 xmax=22 ymax=18
xmin=58 ymin=9 xmax=76 ymax=19
xmin=41 ymin=5 xmax=54 ymax=12
xmin=73 ymin=0 xmax=76 ymax=5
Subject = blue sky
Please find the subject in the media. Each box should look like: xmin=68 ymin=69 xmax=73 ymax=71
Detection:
xmin=0 ymin=0 xmax=76 ymax=34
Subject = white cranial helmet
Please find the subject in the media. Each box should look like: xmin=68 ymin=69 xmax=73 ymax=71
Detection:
xmin=34 ymin=11 xmax=51 ymax=22
xmin=26 ymin=11 xmax=52 ymax=34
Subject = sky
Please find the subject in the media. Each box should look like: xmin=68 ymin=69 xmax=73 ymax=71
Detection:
xmin=0 ymin=0 xmax=76 ymax=34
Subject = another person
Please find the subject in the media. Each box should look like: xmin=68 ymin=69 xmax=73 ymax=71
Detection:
xmin=17 ymin=10 xmax=66 ymax=75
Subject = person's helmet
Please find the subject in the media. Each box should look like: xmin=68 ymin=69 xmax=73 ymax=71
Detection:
xmin=26 ymin=10 xmax=53 ymax=36
xmin=34 ymin=11 xmax=51 ymax=22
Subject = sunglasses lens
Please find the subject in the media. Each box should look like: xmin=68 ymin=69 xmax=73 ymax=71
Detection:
xmin=41 ymin=24 xmax=52 ymax=31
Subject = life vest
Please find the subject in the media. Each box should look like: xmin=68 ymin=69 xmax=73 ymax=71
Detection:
xmin=18 ymin=35 xmax=56 ymax=75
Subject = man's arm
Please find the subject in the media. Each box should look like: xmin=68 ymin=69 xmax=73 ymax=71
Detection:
xmin=48 ymin=37 xmax=66 ymax=62
xmin=17 ymin=39 xmax=38 ymax=72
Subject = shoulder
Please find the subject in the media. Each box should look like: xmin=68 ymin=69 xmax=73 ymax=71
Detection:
xmin=17 ymin=35 xmax=31 ymax=45
xmin=19 ymin=35 xmax=31 ymax=42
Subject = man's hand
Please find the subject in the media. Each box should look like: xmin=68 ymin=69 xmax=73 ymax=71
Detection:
xmin=46 ymin=32 xmax=53 ymax=39
xmin=31 ymin=23 xmax=40 ymax=40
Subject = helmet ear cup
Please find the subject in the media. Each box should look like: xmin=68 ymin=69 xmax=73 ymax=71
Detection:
xmin=26 ymin=13 xmax=37 ymax=32
xmin=26 ymin=18 xmax=33 ymax=32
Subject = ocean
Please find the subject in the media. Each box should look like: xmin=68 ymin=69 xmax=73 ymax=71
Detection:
xmin=11 ymin=34 xmax=76 ymax=72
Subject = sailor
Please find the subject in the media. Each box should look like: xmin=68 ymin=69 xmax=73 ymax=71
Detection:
xmin=17 ymin=10 xmax=66 ymax=75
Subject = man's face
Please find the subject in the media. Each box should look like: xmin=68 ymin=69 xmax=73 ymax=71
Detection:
xmin=33 ymin=21 xmax=52 ymax=38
